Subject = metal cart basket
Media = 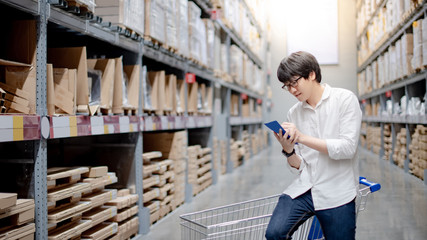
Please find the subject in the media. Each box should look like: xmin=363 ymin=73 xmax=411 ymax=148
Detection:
xmin=180 ymin=177 xmax=381 ymax=240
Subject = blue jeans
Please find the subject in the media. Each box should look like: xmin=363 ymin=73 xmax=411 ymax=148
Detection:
xmin=265 ymin=190 xmax=356 ymax=240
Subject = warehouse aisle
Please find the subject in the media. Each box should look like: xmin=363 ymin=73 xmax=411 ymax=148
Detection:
xmin=145 ymin=142 xmax=427 ymax=240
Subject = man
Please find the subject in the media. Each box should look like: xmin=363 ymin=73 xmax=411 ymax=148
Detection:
xmin=265 ymin=51 xmax=362 ymax=240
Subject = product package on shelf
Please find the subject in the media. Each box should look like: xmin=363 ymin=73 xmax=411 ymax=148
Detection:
xmin=409 ymin=125 xmax=427 ymax=180
xmin=242 ymin=131 xmax=251 ymax=161
xmin=145 ymin=0 xmax=166 ymax=44
xmin=123 ymin=64 xmax=141 ymax=115
xmin=187 ymin=145 xmax=212 ymax=196
xmin=104 ymin=189 xmax=139 ymax=239
xmin=165 ymin=74 xmax=177 ymax=115
xmin=0 ymin=20 xmax=37 ymax=114
xmin=48 ymin=47 xmax=89 ymax=114
xmin=230 ymin=94 xmax=239 ymax=116
xmin=0 ymin=193 xmax=35 ymax=240
xmin=176 ymin=0 xmax=189 ymax=58
xmin=198 ymin=83 xmax=213 ymax=115
xmin=188 ymin=2 xmax=202 ymax=64
xmin=176 ymin=79 xmax=186 ymax=115
xmin=393 ymin=128 xmax=408 ymax=169
xmin=86 ymin=58 xmax=117 ymax=114
xmin=187 ymin=81 xmax=198 ymax=115
xmin=165 ymin=0 xmax=178 ymax=50
xmin=143 ymin=131 xmax=187 ymax=209
xmin=95 ymin=0 xmax=144 ymax=37
xmin=46 ymin=65 xmax=77 ymax=115
xmin=230 ymin=45 xmax=244 ymax=85
xmin=383 ymin=124 xmax=392 ymax=161
xmin=145 ymin=70 xmax=165 ymax=115
xmin=412 ymin=19 xmax=424 ymax=71
xmin=204 ymin=19 xmax=215 ymax=70
xmin=142 ymin=152 xmax=175 ymax=224
xmin=46 ymin=166 xmax=119 ymax=240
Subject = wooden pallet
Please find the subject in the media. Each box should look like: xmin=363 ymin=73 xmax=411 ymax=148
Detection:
xmin=47 ymin=167 xmax=89 ymax=190
xmin=82 ymin=205 xmax=117 ymax=227
xmin=0 ymin=199 xmax=35 ymax=232
xmin=48 ymin=218 xmax=92 ymax=240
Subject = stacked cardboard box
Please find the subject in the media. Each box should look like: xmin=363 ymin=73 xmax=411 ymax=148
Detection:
xmin=212 ymin=137 xmax=220 ymax=172
xmin=412 ymin=19 xmax=424 ymax=70
xmin=409 ymin=125 xmax=427 ymax=180
xmin=393 ymin=128 xmax=407 ymax=168
xmin=95 ymin=0 xmax=144 ymax=37
xmin=142 ymin=153 xmax=175 ymax=224
xmin=367 ymin=126 xmax=381 ymax=155
xmin=383 ymin=124 xmax=392 ymax=161
xmin=230 ymin=94 xmax=239 ymax=116
xmin=0 ymin=20 xmax=37 ymax=114
xmin=242 ymin=131 xmax=251 ymax=161
xmin=47 ymin=167 xmax=119 ymax=240
xmin=0 ymin=193 xmax=35 ymax=240
xmin=104 ymin=189 xmax=139 ymax=240
xmin=143 ymin=130 xmax=187 ymax=208
xmin=144 ymin=0 xmax=166 ymax=44
xmin=187 ymin=146 xmax=212 ymax=196
xmin=230 ymin=139 xmax=240 ymax=168
xmin=220 ymin=140 xmax=227 ymax=174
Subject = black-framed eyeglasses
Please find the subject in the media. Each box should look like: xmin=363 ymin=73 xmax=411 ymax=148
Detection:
xmin=282 ymin=76 xmax=302 ymax=91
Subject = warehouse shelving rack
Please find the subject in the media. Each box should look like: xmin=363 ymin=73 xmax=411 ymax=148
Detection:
xmin=357 ymin=0 xmax=427 ymax=184
xmin=0 ymin=0 xmax=268 ymax=239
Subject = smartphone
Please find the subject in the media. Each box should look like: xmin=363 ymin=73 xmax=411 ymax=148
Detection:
xmin=264 ymin=120 xmax=298 ymax=144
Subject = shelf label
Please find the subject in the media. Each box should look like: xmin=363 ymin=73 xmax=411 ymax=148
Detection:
xmin=91 ymin=116 xmax=104 ymax=135
xmin=176 ymin=116 xmax=184 ymax=129
xmin=160 ymin=116 xmax=169 ymax=130
xmin=119 ymin=116 xmax=130 ymax=133
xmin=241 ymin=93 xmax=248 ymax=100
xmin=385 ymin=91 xmax=392 ymax=98
xmin=187 ymin=116 xmax=196 ymax=128
xmin=186 ymin=73 xmax=196 ymax=84
xmin=257 ymin=98 xmax=263 ymax=105
xmin=145 ymin=117 xmax=153 ymax=131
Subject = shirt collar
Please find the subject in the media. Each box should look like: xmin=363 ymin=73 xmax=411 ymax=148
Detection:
xmin=302 ymin=83 xmax=331 ymax=109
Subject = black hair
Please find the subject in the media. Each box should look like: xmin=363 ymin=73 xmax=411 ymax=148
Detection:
xmin=277 ymin=51 xmax=322 ymax=84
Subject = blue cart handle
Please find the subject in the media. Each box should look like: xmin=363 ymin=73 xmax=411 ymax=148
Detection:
xmin=359 ymin=177 xmax=381 ymax=192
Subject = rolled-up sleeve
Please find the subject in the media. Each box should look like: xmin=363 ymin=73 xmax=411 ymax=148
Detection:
xmin=326 ymin=93 xmax=362 ymax=160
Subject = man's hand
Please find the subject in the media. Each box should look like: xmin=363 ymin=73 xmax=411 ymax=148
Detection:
xmin=273 ymin=122 xmax=301 ymax=153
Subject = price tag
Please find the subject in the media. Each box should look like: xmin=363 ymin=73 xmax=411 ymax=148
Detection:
xmin=187 ymin=116 xmax=196 ymax=128
xmin=175 ymin=116 xmax=183 ymax=129
xmin=241 ymin=93 xmax=248 ymax=100
xmin=186 ymin=73 xmax=196 ymax=84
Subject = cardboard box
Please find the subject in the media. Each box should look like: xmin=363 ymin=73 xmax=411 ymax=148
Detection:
xmin=0 ymin=193 xmax=17 ymax=210
xmin=145 ymin=0 xmax=166 ymax=43
xmin=165 ymin=74 xmax=177 ymax=114
xmin=48 ymin=47 xmax=89 ymax=113
xmin=5 ymin=20 xmax=37 ymax=114
xmin=82 ymin=205 xmax=117 ymax=226
xmin=176 ymin=79 xmax=186 ymax=114
xmin=47 ymin=65 xmax=75 ymax=115
xmin=147 ymin=71 xmax=165 ymax=115
xmin=112 ymin=57 xmax=124 ymax=114
xmin=123 ymin=65 xmax=140 ymax=112
xmin=165 ymin=0 xmax=178 ymax=49
xmin=176 ymin=0 xmax=189 ymax=57
xmin=87 ymin=58 xmax=115 ymax=112
xmin=187 ymin=81 xmax=198 ymax=113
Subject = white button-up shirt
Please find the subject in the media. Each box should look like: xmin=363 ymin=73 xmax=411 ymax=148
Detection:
xmin=283 ymin=84 xmax=362 ymax=210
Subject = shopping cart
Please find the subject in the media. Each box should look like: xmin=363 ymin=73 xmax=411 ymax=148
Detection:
xmin=180 ymin=177 xmax=381 ymax=240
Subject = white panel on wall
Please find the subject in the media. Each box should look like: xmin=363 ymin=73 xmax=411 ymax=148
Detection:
xmin=285 ymin=0 xmax=338 ymax=65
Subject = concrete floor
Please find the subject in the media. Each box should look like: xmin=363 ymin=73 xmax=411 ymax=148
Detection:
xmin=143 ymin=142 xmax=427 ymax=240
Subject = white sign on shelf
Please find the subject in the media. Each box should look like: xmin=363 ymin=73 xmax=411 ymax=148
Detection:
xmin=91 ymin=116 xmax=104 ymax=135
xmin=119 ymin=116 xmax=130 ymax=133
xmin=145 ymin=117 xmax=153 ymax=131
xmin=160 ymin=116 xmax=169 ymax=130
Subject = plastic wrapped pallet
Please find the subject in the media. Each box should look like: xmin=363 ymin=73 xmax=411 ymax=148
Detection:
xmin=422 ymin=18 xmax=427 ymax=66
xmin=165 ymin=0 xmax=178 ymax=49
xmin=145 ymin=0 xmax=166 ymax=44
xmin=204 ymin=19 xmax=215 ymax=69
xmin=230 ymin=45 xmax=243 ymax=85
xmin=177 ymin=0 xmax=189 ymax=57
xmin=401 ymin=33 xmax=414 ymax=77
xmin=188 ymin=2 xmax=202 ymax=62
xmin=412 ymin=19 xmax=423 ymax=70
xmin=95 ymin=0 xmax=144 ymax=36
xmin=220 ymin=44 xmax=229 ymax=74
